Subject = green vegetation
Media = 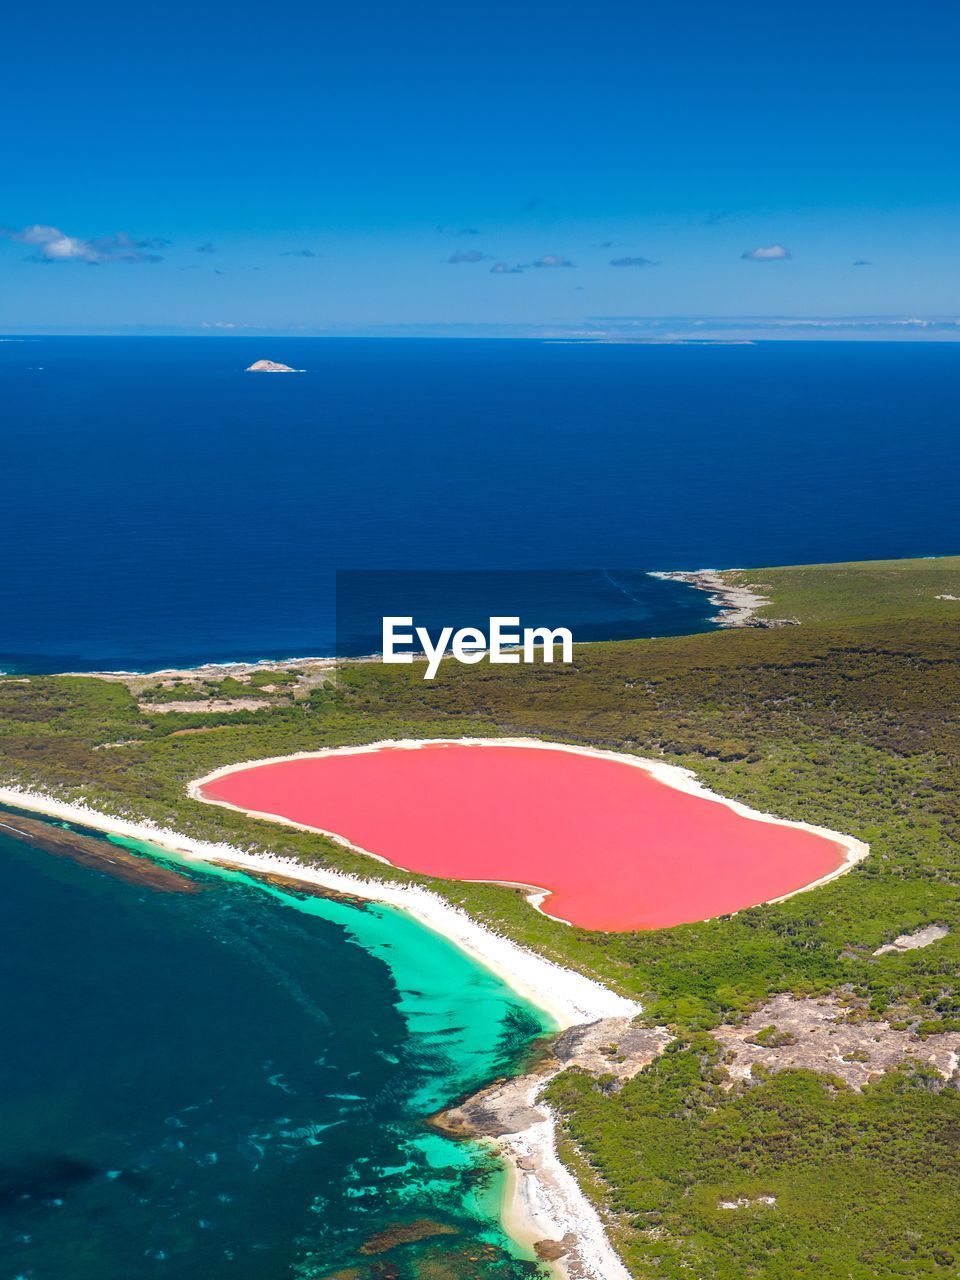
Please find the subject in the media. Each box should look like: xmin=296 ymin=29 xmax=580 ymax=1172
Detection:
xmin=547 ymin=1039 xmax=960 ymax=1279
xmin=138 ymin=672 xmax=296 ymax=702
xmin=749 ymin=1025 xmax=797 ymax=1048
xmin=1 ymin=556 xmax=958 ymax=1277
xmin=732 ymin=554 xmax=960 ymax=625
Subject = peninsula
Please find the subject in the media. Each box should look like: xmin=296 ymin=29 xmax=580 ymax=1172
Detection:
xmin=1 ymin=556 xmax=958 ymax=1280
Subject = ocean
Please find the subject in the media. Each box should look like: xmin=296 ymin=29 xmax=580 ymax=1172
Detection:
xmin=2 ymin=337 xmax=959 ymax=672
xmin=0 ymin=811 xmax=552 ymax=1279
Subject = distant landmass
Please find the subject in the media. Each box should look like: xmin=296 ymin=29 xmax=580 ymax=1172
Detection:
xmin=245 ymin=359 xmax=298 ymax=373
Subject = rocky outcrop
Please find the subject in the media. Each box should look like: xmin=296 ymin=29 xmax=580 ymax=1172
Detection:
xmin=432 ymin=1017 xmax=671 ymax=1141
xmin=245 ymin=359 xmax=298 ymax=373
xmin=431 ymin=1017 xmax=669 ymax=1280
xmin=713 ymin=993 xmax=960 ymax=1089
xmin=650 ymin=568 xmax=797 ymax=628
xmin=873 ymin=924 xmax=949 ymax=956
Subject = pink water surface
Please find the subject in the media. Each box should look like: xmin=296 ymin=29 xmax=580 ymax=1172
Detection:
xmin=200 ymin=743 xmax=848 ymax=931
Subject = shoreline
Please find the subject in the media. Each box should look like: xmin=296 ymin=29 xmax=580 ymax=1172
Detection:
xmin=189 ymin=736 xmax=871 ymax=923
xmin=0 ymin=783 xmax=639 ymax=1280
xmin=7 ymin=570 xmax=743 ymax=681
xmin=435 ymin=1018 xmax=671 ymax=1279
xmin=53 ymin=655 xmax=344 ymax=682
xmin=0 ymin=784 xmax=639 ymax=1029
xmin=649 ymin=567 xmax=793 ymax=627
xmin=497 ymin=1100 xmax=634 ymax=1280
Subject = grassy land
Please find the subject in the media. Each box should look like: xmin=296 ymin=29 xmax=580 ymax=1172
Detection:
xmin=1 ymin=557 xmax=958 ymax=1277
xmin=730 ymin=554 xmax=960 ymax=625
xmin=547 ymin=1040 xmax=960 ymax=1279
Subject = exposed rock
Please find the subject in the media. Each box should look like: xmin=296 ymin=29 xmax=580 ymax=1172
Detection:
xmin=139 ymin=698 xmax=272 ymax=714
xmin=553 ymin=1017 xmax=672 ymax=1086
xmin=431 ymin=1069 xmax=549 ymax=1140
xmin=245 ymin=359 xmax=298 ymax=373
xmin=534 ymin=1232 xmax=576 ymax=1260
xmin=874 ymin=923 xmax=948 ymax=956
xmin=432 ymin=1017 xmax=670 ymax=1140
xmin=650 ymin=569 xmax=796 ymax=628
xmin=714 ymin=993 xmax=960 ymax=1089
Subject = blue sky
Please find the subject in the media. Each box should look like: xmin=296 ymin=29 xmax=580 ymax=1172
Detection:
xmin=2 ymin=0 xmax=959 ymax=335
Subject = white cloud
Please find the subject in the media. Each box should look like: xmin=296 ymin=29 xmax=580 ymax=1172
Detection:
xmin=531 ymin=254 xmax=574 ymax=268
xmin=741 ymin=244 xmax=792 ymax=261
xmin=1 ymin=224 xmax=166 ymax=263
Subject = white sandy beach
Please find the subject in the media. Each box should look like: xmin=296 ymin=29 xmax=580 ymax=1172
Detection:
xmin=499 ymin=1099 xmax=635 ymax=1280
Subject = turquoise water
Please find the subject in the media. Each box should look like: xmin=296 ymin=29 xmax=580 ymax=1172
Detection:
xmin=0 ymin=813 xmax=554 ymax=1279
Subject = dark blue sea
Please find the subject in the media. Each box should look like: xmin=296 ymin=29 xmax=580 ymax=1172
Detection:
xmin=2 ymin=337 xmax=958 ymax=672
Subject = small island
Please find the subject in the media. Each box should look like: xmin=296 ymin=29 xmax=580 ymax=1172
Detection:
xmin=245 ymin=359 xmax=298 ymax=373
